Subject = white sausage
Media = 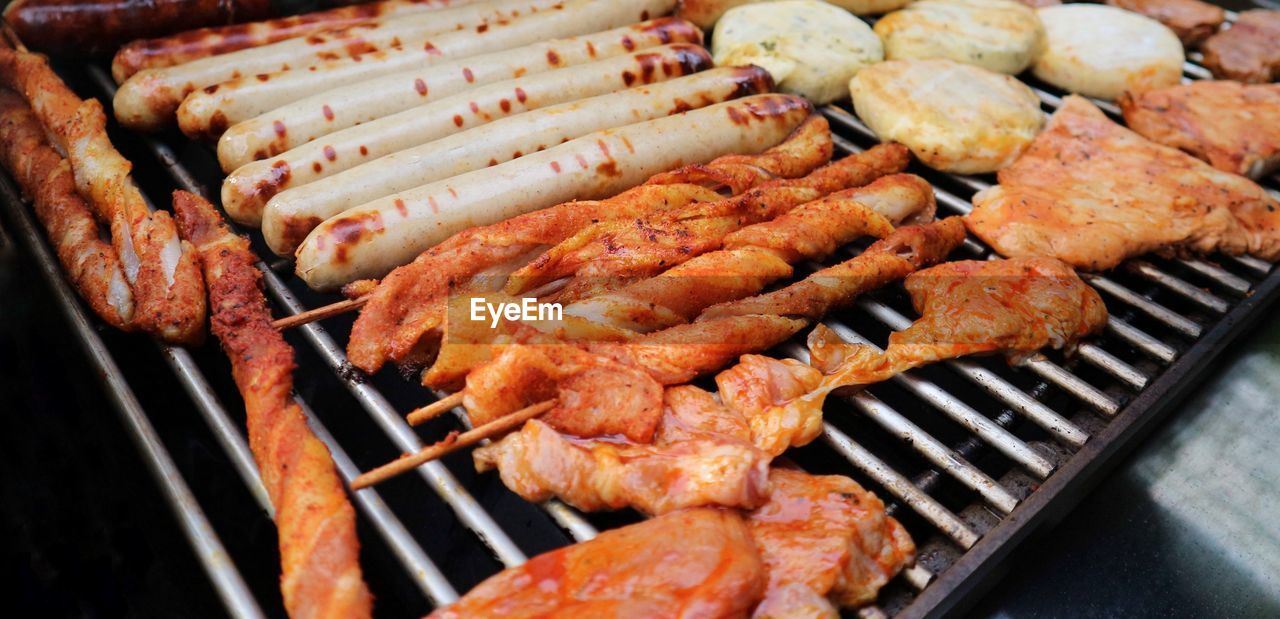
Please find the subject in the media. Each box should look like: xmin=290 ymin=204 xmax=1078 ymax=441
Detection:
xmin=176 ymin=0 xmax=678 ymax=138
xmin=216 ymin=18 xmax=702 ymax=170
xmin=111 ymin=0 xmax=481 ymax=83
xmin=113 ymin=0 xmax=567 ymax=131
xmin=263 ymin=65 xmax=772 ymax=255
xmin=294 ymin=94 xmax=812 ymax=290
xmin=222 ymin=43 xmax=709 ymax=226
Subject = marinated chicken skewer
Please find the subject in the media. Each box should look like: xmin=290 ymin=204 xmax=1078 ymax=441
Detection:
xmin=966 ymin=95 xmax=1280 ymax=272
xmin=735 ymin=257 xmax=1108 ymax=455
xmin=354 ymin=220 xmax=965 ymax=491
xmin=0 ymin=90 xmax=134 ymax=329
xmin=506 ymin=143 xmax=912 ymax=303
xmin=172 ymin=191 xmax=373 ymax=619
xmin=560 ymin=173 xmax=934 ymax=333
xmin=445 ymin=411 xmax=916 ymax=613
xmin=345 ymin=116 xmax=834 ymax=374
xmin=0 ymin=48 xmax=206 ymax=344
xmin=421 ymin=173 xmax=936 ymax=388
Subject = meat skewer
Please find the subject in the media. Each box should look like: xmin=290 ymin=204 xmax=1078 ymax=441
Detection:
xmin=0 ymin=89 xmax=134 ymax=329
xmin=344 ymin=114 xmax=832 ymax=372
xmin=420 ymin=172 xmax=935 ymax=389
xmin=733 ymin=257 xmax=1107 ymax=456
xmin=356 ymin=219 xmax=964 ymax=490
xmin=172 ymin=190 xmax=373 ymax=619
xmin=559 ymin=172 xmax=933 ymax=333
xmin=506 ymin=142 xmax=912 ymax=302
xmin=0 ymin=47 xmax=207 ymax=344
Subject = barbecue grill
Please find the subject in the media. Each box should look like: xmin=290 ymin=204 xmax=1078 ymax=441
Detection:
xmin=3 ymin=9 xmax=1280 ymax=617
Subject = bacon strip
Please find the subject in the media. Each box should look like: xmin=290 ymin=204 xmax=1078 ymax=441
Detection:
xmin=0 ymin=49 xmax=206 ymax=344
xmin=0 ymin=90 xmax=133 ymax=329
xmin=172 ymin=191 xmax=372 ymax=619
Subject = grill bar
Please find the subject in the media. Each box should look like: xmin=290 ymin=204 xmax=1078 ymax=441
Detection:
xmin=820 ymin=423 xmax=981 ymax=548
xmin=786 ymin=343 xmax=1022 ymax=515
xmin=819 ymin=320 xmax=1057 ymax=479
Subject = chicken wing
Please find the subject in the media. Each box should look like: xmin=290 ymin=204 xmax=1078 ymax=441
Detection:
xmin=1200 ymin=10 xmax=1280 ymax=84
xmin=428 ymin=508 xmax=766 ymax=618
xmin=967 ymin=96 xmax=1280 ymax=271
xmin=748 ymin=469 xmax=916 ymax=617
xmin=1120 ymin=81 xmax=1280 ymax=179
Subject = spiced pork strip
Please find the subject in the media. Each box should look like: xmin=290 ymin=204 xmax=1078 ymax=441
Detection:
xmin=111 ymin=0 xmax=480 ymax=82
xmin=345 ymin=114 xmax=832 ymax=374
xmin=0 ymin=49 xmax=206 ymax=344
xmin=216 ymin=17 xmax=702 ymax=170
xmin=0 ymin=90 xmax=134 ymax=329
xmin=173 ymin=190 xmax=373 ymax=619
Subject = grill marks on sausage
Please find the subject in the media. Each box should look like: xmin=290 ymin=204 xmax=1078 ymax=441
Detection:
xmin=328 ymin=211 xmax=385 ymax=264
xmin=252 ymin=160 xmax=292 ymax=204
xmin=273 ymin=120 xmax=287 ymax=138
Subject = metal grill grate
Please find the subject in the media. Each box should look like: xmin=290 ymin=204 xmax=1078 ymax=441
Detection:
xmin=3 ymin=12 xmax=1280 ymax=617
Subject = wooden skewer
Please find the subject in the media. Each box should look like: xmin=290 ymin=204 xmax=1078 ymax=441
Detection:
xmin=272 ymin=295 xmax=367 ymax=330
xmin=406 ymin=392 xmax=464 ymax=426
xmin=2 ymin=20 xmax=29 ymax=51
xmin=352 ymin=399 xmax=556 ymax=489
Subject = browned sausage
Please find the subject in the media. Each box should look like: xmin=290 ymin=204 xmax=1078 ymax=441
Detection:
xmin=4 ymin=0 xmax=274 ymax=56
xmin=110 ymin=0 xmax=480 ymax=83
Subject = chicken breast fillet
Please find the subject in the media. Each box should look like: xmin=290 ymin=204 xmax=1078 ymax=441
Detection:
xmin=1104 ymin=0 xmax=1224 ymax=46
xmin=1200 ymin=10 xmax=1280 ymax=84
xmin=1120 ymin=81 xmax=1280 ymax=180
xmin=967 ymin=96 xmax=1280 ymax=271
xmin=428 ymin=508 xmax=766 ymax=618
xmin=1033 ymin=4 xmax=1184 ymax=101
xmin=850 ymin=59 xmax=1045 ymax=173
xmin=749 ymin=469 xmax=916 ymax=617
xmin=873 ymin=0 xmax=1046 ymax=75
